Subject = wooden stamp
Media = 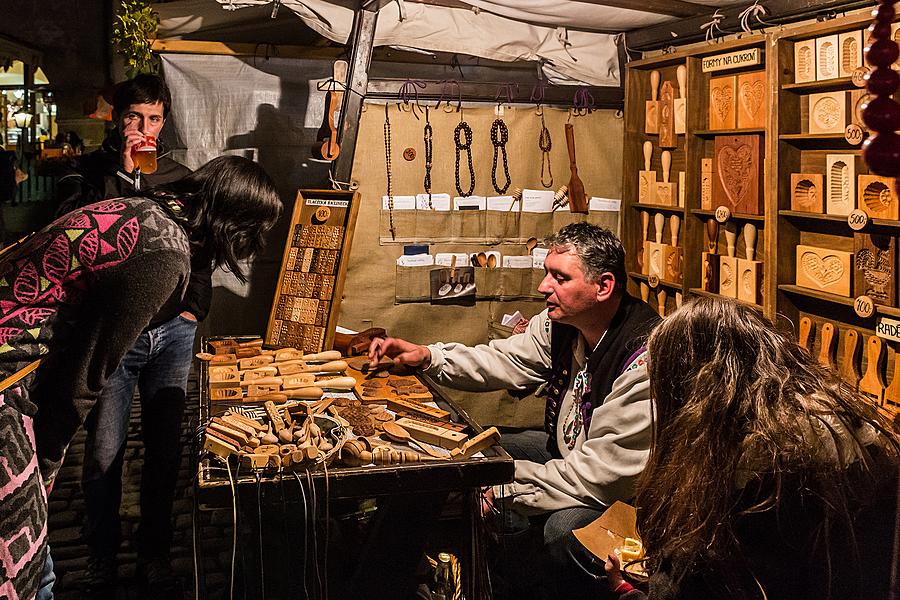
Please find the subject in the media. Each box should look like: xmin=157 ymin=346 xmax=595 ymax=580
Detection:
xmin=808 ymin=91 xmax=848 ymax=134
xmin=646 ymin=70 xmax=660 ymax=134
xmin=238 ymin=354 xmax=275 ymax=371
xmin=815 ymin=34 xmax=840 ymax=81
xmin=702 ymin=252 xmax=719 ymax=292
xmin=794 ymin=39 xmax=816 ymax=83
xmin=642 ymin=240 xmax=652 ymax=275
xmin=817 ymin=321 xmax=837 ymax=367
xmin=858 ymin=335 xmax=886 ymax=405
xmin=737 ymin=70 xmax=766 ymax=130
xmin=718 ymin=256 xmax=738 ymax=298
xmin=713 ymin=135 xmax=761 ymax=215
xmin=655 ymin=150 xmax=677 ymax=206
xmin=838 ymin=30 xmax=863 ymax=77
xmin=701 ymin=158 xmax=714 ymax=210
xmin=858 ymin=174 xmax=899 ymax=220
xmin=638 ymin=141 xmax=656 ymax=204
xmin=826 ymin=153 xmax=857 ymax=216
xmin=648 ymin=243 xmax=666 ymax=280
xmin=708 ymin=74 xmax=736 ymax=130
xmin=790 ymin=173 xmax=824 ymax=213
xmin=737 ymin=258 xmax=761 ymax=304
xmin=674 ymin=64 xmax=687 ymax=135
xmin=663 ymin=246 xmax=683 ymax=284
xmin=210 ymin=386 xmax=243 ymax=401
xmin=796 ymin=244 xmax=853 ymax=297
xmin=395 ymin=417 xmax=467 ymax=449
xmin=799 ymin=316 xmax=814 ymax=350
xmin=854 ymin=232 xmax=896 ymax=306
xmin=209 ymin=369 xmax=241 ymax=388
xmin=659 ymin=80 xmax=676 ymax=148
xmin=840 ymin=329 xmax=861 ymax=390
xmin=656 ymin=288 xmax=667 ymax=318
xmin=638 ymin=210 xmax=649 ymax=273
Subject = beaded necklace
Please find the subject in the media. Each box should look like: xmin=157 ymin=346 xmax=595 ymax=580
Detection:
xmin=454 ymin=116 xmax=475 ymax=197
xmin=561 ymin=335 xmax=604 ymax=450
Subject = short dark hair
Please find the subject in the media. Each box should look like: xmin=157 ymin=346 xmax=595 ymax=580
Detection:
xmin=145 ymin=156 xmax=283 ymax=282
xmin=112 ymin=74 xmax=173 ymax=118
xmin=545 ymin=222 xmax=626 ymax=294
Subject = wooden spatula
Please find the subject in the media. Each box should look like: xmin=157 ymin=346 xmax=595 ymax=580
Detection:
xmin=858 ymin=335 xmax=886 ymax=405
xmin=565 ymin=123 xmax=588 ymax=214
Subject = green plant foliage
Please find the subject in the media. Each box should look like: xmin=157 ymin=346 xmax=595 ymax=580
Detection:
xmin=112 ymin=0 xmax=160 ymax=77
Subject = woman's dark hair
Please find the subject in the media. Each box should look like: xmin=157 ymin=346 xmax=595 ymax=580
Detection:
xmin=144 ymin=156 xmax=282 ymax=282
xmin=638 ymin=297 xmax=899 ymax=587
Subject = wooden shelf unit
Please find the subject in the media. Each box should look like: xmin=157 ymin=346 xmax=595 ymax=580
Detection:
xmin=623 ymin=34 xmax=768 ymax=317
xmin=623 ymin=9 xmax=900 ymax=417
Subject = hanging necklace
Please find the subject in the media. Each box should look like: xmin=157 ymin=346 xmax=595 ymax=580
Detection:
xmin=454 ymin=114 xmax=475 ymax=197
xmin=490 ymin=116 xmax=511 ymax=195
xmin=383 ymin=103 xmax=395 ymax=239
xmin=423 ymin=107 xmax=434 ymax=209
xmin=539 ymin=112 xmax=553 ymax=188
xmin=561 ymin=336 xmax=604 ymax=450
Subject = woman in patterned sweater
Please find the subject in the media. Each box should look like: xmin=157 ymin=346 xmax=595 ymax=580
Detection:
xmin=0 ymin=155 xmax=281 ymax=599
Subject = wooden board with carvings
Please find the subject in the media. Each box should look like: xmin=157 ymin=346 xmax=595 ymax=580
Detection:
xmin=265 ymin=189 xmax=361 ymax=352
xmin=796 ymin=244 xmax=853 ymax=298
xmin=708 ymin=74 xmax=736 ymax=130
xmin=736 ymin=70 xmax=767 ymax=130
xmin=854 ymin=233 xmax=896 ymax=307
xmin=790 ymin=173 xmax=824 ymax=213
xmin=343 ymin=358 xmax=435 ymax=405
xmin=858 ymin=174 xmax=899 ymax=220
xmin=713 ymin=135 xmax=762 ymax=215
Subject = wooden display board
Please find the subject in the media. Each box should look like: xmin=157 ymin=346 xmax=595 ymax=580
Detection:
xmin=265 ymin=189 xmax=361 ymax=352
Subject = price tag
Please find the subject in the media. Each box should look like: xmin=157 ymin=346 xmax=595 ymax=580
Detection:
xmin=844 ymin=123 xmax=864 ymax=146
xmin=313 ymin=206 xmax=331 ymax=223
xmin=851 ymin=66 xmax=869 ymax=88
xmin=647 ymin=274 xmax=660 ymax=289
xmin=847 ymin=209 xmax=869 ymax=231
xmin=854 ymin=295 xmax=875 ymax=318
xmin=714 ymin=205 xmax=731 ymax=223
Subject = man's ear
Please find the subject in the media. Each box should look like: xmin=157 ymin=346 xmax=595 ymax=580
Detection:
xmin=595 ymin=272 xmax=617 ymax=302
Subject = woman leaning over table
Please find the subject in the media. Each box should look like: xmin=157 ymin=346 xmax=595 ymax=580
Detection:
xmin=606 ymin=297 xmax=900 ymax=600
xmin=0 ymin=155 xmax=281 ymax=600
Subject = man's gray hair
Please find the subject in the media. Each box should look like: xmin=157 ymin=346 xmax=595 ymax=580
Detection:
xmin=544 ymin=222 xmax=626 ymax=293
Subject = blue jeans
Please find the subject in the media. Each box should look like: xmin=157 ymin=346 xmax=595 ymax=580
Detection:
xmin=36 ymin=547 xmax=55 ymax=600
xmin=81 ymin=314 xmax=197 ymax=559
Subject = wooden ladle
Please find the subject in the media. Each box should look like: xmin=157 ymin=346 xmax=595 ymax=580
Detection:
xmin=381 ymin=421 xmax=447 ymax=459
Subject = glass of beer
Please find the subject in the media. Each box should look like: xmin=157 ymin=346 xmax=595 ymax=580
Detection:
xmin=132 ymin=134 xmax=158 ymax=174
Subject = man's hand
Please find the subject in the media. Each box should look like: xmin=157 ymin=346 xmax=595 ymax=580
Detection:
xmin=367 ymin=336 xmax=431 ymax=369
xmin=121 ymin=121 xmax=144 ymax=174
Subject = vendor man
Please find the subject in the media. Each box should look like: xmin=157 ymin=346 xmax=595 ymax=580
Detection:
xmin=368 ymin=222 xmax=659 ymax=599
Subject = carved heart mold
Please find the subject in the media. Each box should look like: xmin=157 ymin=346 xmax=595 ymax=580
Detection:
xmin=717 ymin=144 xmax=753 ymax=207
xmin=801 ymin=252 xmax=844 ymax=288
xmin=739 ymin=80 xmax=765 ymax=120
xmin=711 ymin=86 xmax=733 ymax=123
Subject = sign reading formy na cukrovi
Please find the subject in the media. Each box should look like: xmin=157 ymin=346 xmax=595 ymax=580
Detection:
xmin=701 ymin=48 xmax=762 ymax=73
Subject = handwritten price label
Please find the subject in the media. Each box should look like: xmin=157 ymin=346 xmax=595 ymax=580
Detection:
xmin=844 ymin=124 xmax=864 ymax=146
xmin=647 ymin=274 xmax=660 ymax=289
xmin=714 ymin=205 xmax=731 ymax=223
xmin=851 ymin=66 xmax=869 ymax=88
xmin=854 ymin=295 xmax=875 ymax=318
xmin=847 ymin=209 xmax=869 ymax=231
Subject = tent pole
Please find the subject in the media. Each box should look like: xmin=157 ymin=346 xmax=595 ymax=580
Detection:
xmin=334 ymin=4 xmax=378 ymax=183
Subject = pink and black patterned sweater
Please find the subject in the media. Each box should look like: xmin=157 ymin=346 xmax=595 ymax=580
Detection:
xmin=0 ymin=197 xmax=190 ymax=599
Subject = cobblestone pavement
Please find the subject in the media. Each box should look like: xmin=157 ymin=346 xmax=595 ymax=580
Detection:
xmin=47 ymin=374 xmax=233 ymax=600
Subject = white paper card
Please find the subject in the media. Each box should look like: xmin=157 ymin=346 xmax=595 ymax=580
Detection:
xmin=503 ymin=255 xmax=535 ymax=268
xmin=454 ymin=196 xmax=487 ymax=210
xmin=382 ymin=195 xmax=417 ymax=210
xmin=502 ymin=311 xmax=525 ymax=327
xmin=590 ymin=197 xmax=621 ymax=212
xmin=487 ymin=195 xmax=518 ymax=211
xmin=521 ymin=189 xmax=555 ymax=213
xmin=397 ymin=254 xmax=434 ymax=267
xmin=435 ymin=252 xmax=470 ymax=266
xmin=416 ymin=193 xmax=452 ymax=211
xmin=532 ymin=247 xmax=550 ymax=269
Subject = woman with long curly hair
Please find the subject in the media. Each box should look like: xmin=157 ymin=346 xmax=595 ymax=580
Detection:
xmin=606 ymin=297 xmax=899 ymax=600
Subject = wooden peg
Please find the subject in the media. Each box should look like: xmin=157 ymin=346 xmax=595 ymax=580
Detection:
xmin=724 ymin=221 xmax=738 ymax=258
xmin=840 ymin=329 xmax=861 ymax=390
xmin=646 ymin=70 xmax=660 ymax=134
xmin=654 ymin=213 xmax=665 ymax=244
xmin=706 ymin=219 xmax=718 ymax=253
xmin=640 ymin=281 xmax=650 ymax=303
xmin=639 ymin=142 xmax=657 ymax=204
xmin=656 ymin=151 xmax=677 ymax=205
xmin=858 ymin=335 xmax=886 ymax=404
xmin=641 ymin=211 xmax=650 ymax=243
xmin=798 ymin=316 xmax=814 ymax=351
xmin=743 ymin=223 xmax=757 ymax=261
xmin=676 ymin=64 xmax=687 ymax=99
xmin=669 ymin=214 xmax=681 ymax=247
xmin=656 ymin=288 xmax=667 ymax=317
xmin=643 ymin=141 xmax=653 ymax=172
xmin=675 ymin=64 xmax=687 ymax=134
xmin=661 ymin=150 xmax=671 ymax=184
xmin=818 ymin=322 xmax=837 ymax=367
xmin=675 ymin=291 xmax=683 ymax=309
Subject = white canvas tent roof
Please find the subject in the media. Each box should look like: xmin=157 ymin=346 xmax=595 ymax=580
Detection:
xmin=155 ymin=0 xmax=749 ymax=86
